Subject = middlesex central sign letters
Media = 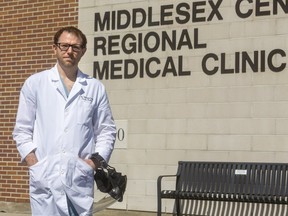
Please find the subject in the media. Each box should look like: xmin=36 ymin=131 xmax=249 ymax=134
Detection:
xmin=93 ymin=0 xmax=288 ymax=80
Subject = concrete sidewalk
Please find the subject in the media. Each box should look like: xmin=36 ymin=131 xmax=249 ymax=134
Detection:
xmin=0 ymin=209 xmax=159 ymax=216
xmin=0 ymin=201 xmax=172 ymax=216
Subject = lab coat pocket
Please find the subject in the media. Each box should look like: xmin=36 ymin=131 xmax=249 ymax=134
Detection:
xmin=69 ymin=158 xmax=94 ymax=197
xmin=77 ymin=96 xmax=93 ymax=125
xmin=29 ymin=157 xmax=50 ymax=194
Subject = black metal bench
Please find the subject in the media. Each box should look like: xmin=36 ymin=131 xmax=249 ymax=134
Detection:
xmin=157 ymin=161 xmax=288 ymax=216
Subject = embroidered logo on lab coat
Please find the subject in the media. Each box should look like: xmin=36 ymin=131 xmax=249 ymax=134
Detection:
xmin=80 ymin=95 xmax=93 ymax=102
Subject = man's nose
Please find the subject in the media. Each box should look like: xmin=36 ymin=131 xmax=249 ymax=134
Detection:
xmin=67 ymin=46 xmax=73 ymax=53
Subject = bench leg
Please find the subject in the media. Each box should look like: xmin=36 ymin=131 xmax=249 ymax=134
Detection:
xmin=157 ymin=197 xmax=162 ymax=216
xmin=175 ymin=198 xmax=180 ymax=216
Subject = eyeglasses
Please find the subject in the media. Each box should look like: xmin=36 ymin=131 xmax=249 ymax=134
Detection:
xmin=55 ymin=43 xmax=84 ymax=52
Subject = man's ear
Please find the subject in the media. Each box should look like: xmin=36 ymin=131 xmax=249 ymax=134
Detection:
xmin=81 ymin=48 xmax=87 ymax=56
xmin=52 ymin=44 xmax=57 ymax=54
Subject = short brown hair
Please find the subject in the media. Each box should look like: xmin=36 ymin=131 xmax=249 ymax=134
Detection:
xmin=54 ymin=26 xmax=87 ymax=48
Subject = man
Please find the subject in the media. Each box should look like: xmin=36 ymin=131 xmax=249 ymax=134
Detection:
xmin=13 ymin=26 xmax=116 ymax=216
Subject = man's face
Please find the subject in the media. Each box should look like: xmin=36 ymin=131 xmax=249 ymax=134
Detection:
xmin=53 ymin=31 xmax=86 ymax=69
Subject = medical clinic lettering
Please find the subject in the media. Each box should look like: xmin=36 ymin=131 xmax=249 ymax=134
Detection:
xmin=93 ymin=0 xmax=288 ymax=80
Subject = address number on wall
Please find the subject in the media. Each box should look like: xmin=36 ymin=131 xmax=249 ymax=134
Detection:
xmin=114 ymin=120 xmax=128 ymax=149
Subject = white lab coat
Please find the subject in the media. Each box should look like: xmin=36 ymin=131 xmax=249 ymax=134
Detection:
xmin=13 ymin=65 xmax=116 ymax=216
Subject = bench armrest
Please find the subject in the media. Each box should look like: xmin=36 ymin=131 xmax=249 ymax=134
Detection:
xmin=157 ymin=175 xmax=177 ymax=216
xmin=157 ymin=174 xmax=177 ymax=195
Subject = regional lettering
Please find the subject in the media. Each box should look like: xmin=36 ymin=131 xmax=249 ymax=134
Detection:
xmin=94 ymin=0 xmax=223 ymax=31
xmin=93 ymin=56 xmax=190 ymax=80
xmin=202 ymin=49 xmax=286 ymax=75
xmin=235 ymin=0 xmax=288 ymax=18
xmin=94 ymin=28 xmax=206 ymax=56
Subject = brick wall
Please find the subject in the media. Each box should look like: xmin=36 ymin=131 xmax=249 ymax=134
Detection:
xmin=0 ymin=0 xmax=78 ymax=203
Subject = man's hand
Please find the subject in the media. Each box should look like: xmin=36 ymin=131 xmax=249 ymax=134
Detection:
xmin=25 ymin=150 xmax=38 ymax=167
xmin=84 ymin=159 xmax=97 ymax=170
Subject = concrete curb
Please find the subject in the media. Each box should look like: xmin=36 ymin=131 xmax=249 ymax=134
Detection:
xmin=0 ymin=202 xmax=164 ymax=216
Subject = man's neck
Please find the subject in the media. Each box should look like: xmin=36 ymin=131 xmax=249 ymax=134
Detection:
xmin=57 ymin=63 xmax=78 ymax=82
xmin=57 ymin=64 xmax=78 ymax=93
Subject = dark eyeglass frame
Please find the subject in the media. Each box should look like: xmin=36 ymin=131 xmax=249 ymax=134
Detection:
xmin=55 ymin=43 xmax=84 ymax=52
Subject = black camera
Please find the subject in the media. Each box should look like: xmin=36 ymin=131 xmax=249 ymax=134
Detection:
xmin=91 ymin=153 xmax=127 ymax=202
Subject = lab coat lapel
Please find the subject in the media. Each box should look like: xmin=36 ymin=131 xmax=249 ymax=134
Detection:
xmin=50 ymin=67 xmax=67 ymax=101
xmin=50 ymin=66 xmax=87 ymax=108
xmin=66 ymin=72 xmax=87 ymax=108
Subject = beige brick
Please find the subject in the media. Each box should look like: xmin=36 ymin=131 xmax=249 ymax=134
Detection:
xmin=127 ymin=104 xmax=167 ymax=119
xmin=252 ymin=135 xmax=288 ymax=152
xmin=127 ymin=180 xmax=146 ymax=196
xmin=110 ymin=89 xmax=147 ymax=105
xmin=244 ymin=19 xmax=276 ymax=37
xmin=274 ymin=152 xmax=288 ymax=163
xmin=276 ymin=17 xmax=288 ymax=34
xmin=112 ymin=149 xmax=146 ymax=165
xmin=184 ymin=150 xmax=230 ymax=162
xmin=253 ymin=102 xmax=288 ymax=118
xmin=187 ymin=119 xmax=231 ymax=134
xmin=146 ymin=180 xmax=157 ymax=196
xmin=208 ymin=135 xmax=251 ymax=151
xmin=167 ymin=134 xmax=207 ymax=150
xmin=275 ymin=85 xmax=288 ymax=101
xmin=127 ymin=195 xmax=157 ymax=212
xmin=128 ymin=134 xmax=166 ymax=149
xmin=230 ymin=119 xmax=275 ymax=135
xmin=147 ymin=88 xmax=187 ymax=104
xmin=166 ymin=103 xmax=206 ymax=119
xmin=227 ymin=151 xmax=275 ymax=162
xmin=276 ymin=119 xmax=288 ymax=135
xmin=205 ymin=102 xmax=252 ymax=118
